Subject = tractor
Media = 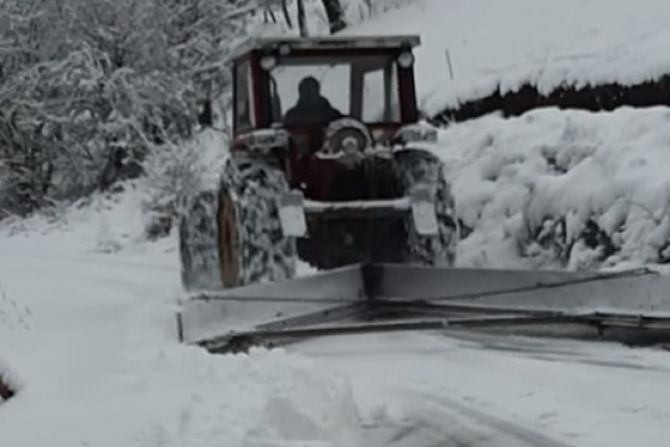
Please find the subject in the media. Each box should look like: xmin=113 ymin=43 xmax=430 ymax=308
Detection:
xmin=176 ymin=37 xmax=670 ymax=355
xmin=178 ymin=35 xmax=458 ymax=291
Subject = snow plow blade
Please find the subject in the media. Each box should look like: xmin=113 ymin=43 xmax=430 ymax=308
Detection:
xmin=177 ymin=264 xmax=670 ymax=353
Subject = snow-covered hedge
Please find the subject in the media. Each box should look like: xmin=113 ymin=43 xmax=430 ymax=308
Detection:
xmin=438 ymin=107 xmax=670 ymax=270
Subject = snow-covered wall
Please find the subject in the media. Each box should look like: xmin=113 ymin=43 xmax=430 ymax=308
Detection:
xmin=348 ymin=0 xmax=670 ymax=116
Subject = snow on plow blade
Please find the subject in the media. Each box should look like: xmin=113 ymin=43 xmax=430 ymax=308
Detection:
xmin=178 ymin=264 xmax=366 ymax=344
xmin=178 ymin=264 xmax=670 ymax=353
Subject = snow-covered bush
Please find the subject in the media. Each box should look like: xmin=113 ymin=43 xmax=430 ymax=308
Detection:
xmin=439 ymin=107 xmax=670 ymax=270
xmin=142 ymin=129 xmax=228 ymax=239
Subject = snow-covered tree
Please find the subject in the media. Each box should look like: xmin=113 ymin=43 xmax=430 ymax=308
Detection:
xmin=0 ymin=0 xmax=255 ymax=218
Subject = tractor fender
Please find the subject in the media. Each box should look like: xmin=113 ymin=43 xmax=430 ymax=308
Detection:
xmin=393 ymin=122 xmax=438 ymax=147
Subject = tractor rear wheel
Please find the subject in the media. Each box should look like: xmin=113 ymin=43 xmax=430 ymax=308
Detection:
xmin=395 ymin=149 xmax=458 ymax=266
xmin=178 ymin=158 xmax=297 ymax=291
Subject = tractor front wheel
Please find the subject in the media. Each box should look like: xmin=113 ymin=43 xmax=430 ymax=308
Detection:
xmin=178 ymin=158 xmax=296 ymax=291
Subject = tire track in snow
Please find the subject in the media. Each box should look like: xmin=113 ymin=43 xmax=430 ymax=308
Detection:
xmin=0 ymin=249 xmax=177 ymax=272
xmin=385 ymin=391 xmax=577 ymax=447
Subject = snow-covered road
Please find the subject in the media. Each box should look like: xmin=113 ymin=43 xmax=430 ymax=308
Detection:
xmin=297 ymin=332 xmax=670 ymax=447
xmin=363 ymin=391 xmax=576 ymax=447
xmin=0 ymin=202 xmax=362 ymax=447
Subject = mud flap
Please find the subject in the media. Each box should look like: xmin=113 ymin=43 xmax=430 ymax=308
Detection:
xmin=278 ymin=190 xmax=307 ymax=237
xmin=410 ymin=185 xmax=439 ymax=236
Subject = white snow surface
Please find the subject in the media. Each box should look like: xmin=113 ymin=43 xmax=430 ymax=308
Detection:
xmin=3 ymin=188 xmax=670 ymax=447
xmin=3 ymin=110 xmax=670 ymax=446
xmin=436 ymin=106 xmax=670 ymax=270
xmin=0 ymin=190 xmax=360 ymax=447
xmin=346 ymin=0 xmax=670 ymax=115
xmin=5 ymin=2 xmax=670 ymax=445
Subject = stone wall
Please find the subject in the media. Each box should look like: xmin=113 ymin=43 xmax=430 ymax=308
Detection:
xmin=433 ymin=76 xmax=670 ymax=124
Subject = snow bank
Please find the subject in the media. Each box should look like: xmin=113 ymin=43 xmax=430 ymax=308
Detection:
xmin=437 ymin=106 xmax=670 ymax=269
xmin=347 ymin=0 xmax=670 ymax=115
xmin=0 ymin=183 xmax=362 ymax=447
xmin=0 ymin=346 xmax=360 ymax=447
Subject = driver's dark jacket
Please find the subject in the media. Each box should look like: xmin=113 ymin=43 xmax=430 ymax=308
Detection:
xmin=284 ymin=96 xmax=342 ymax=126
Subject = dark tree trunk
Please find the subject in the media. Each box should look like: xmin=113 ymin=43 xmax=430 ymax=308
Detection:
xmin=321 ymin=0 xmax=346 ymax=34
xmin=198 ymin=99 xmax=213 ymax=127
xmin=280 ymin=0 xmax=293 ymax=29
xmin=297 ymin=0 xmax=307 ymax=36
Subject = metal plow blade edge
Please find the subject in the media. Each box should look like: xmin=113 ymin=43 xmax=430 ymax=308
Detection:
xmin=177 ymin=264 xmax=670 ymax=353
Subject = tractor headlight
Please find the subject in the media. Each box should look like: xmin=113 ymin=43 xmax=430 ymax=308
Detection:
xmin=397 ymin=51 xmax=415 ymax=68
xmin=260 ymin=55 xmax=277 ymax=71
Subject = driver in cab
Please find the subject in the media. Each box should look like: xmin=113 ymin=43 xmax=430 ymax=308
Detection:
xmin=284 ymin=76 xmax=343 ymax=126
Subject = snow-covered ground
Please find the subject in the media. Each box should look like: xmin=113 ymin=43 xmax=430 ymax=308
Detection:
xmin=347 ymin=0 xmax=670 ymax=115
xmin=298 ymin=332 xmax=670 ymax=447
xmin=3 ymin=196 xmax=670 ymax=446
xmin=2 ymin=201 xmax=670 ymax=446
xmin=0 ymin=196 xmax=360 ymax=447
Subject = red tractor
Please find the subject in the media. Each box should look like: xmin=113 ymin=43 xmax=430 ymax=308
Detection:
xmin=179 ymin=35 xmax=458 ymax=291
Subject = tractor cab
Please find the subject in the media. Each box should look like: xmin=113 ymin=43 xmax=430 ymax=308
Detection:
xmin=230 ymin=35 xmax=424 ymax=154
xmin=180 ymin=35 xmax=454 ymax=292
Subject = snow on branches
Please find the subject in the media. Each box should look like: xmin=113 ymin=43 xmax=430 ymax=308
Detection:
xmin=0 ymin=0 xmax=255 ymax=218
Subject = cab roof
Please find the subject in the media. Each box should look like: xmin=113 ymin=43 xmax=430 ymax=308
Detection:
xmin=231 ymin=35 xmax=421 ymax=60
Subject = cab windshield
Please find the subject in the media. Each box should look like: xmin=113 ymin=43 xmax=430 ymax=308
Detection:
xmin=269 ymin=54 xmax=401 ymax=126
